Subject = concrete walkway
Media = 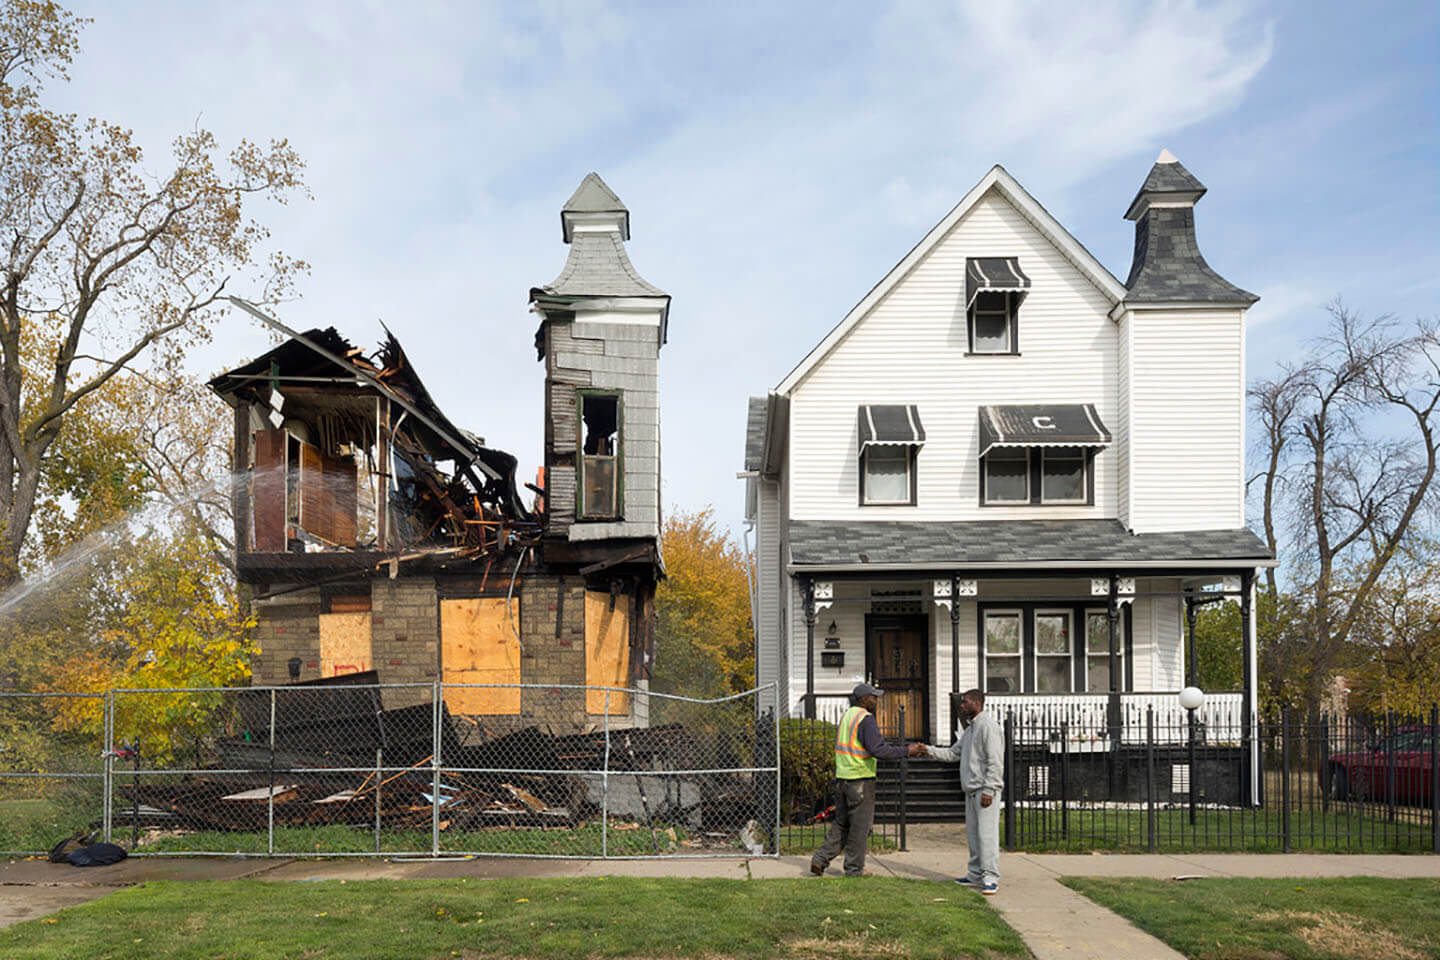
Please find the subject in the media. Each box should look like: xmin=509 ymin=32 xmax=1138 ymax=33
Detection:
xmin=3 ymin=832 xmax=1436 ymax=959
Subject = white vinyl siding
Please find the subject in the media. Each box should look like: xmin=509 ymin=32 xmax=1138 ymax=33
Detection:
xmin=786 ymin=191 xmax=1118 ymax=521
xmin=1123 ymin=307 xmax=1245 ymax=533
xmin=753 ymin=477 xmax=783 ymax=693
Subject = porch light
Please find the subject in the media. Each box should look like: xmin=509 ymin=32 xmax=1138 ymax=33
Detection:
xmin=1179 ymin=686 xmax=1205 ymax=712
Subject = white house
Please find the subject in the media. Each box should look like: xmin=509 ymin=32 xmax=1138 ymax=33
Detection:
xmin=742 ymin=152 xmax=1275 ymax=773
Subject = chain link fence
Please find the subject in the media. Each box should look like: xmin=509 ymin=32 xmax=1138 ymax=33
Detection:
xmin=1 ymin=683 xmax=779 ymax=859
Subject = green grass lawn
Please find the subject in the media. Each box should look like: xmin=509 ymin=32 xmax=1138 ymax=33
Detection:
xmin=1012 ymin=807 xmax=1434 ymax=853
xmin=0 ymin=877 xmax=1028 ymax=960
xmin=135 ymin=822 xmax=691 ymax=857
xmin=0 ymin=792 xmax=101 ymax=853
xmin=1063 ymin=876 xmax=1440 ymax=960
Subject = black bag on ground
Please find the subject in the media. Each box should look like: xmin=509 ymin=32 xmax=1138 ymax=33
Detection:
xmin=66 ymin=842 xmax=127 ymax=867
xmin=47 ymin=832 xmax=94 ymax=864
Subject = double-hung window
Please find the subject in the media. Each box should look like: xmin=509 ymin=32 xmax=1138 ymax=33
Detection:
xmin=1084 ymin=609 xmax=1127 ymax=692
xmin=969 ymin=292 xmax=1016 ymax=354
xmin=982 ymin=448 xmax=1029 ymax=503
xmin=1033 ymin=610 xmax=1073 ymax=692
xmin=862 ymin=446 xmax=913 ymax=504
xmin=982 ymin=610 xmax=1022 ymax=693
xmin=1040 ymin=447 xmax=1087 ymax=503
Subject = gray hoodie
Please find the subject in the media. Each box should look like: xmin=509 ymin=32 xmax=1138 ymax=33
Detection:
xmin=928 ymin=708 xmax=1004 ymax=794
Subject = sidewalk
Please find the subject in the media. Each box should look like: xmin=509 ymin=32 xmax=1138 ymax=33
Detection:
xmin=4 ymin=835 xmax=1437 ymax=958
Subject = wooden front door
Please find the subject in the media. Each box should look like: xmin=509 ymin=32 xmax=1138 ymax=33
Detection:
xmin=867 ymin=615 xmax=928 ymax=741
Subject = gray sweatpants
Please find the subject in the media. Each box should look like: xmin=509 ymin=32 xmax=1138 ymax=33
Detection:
xmin=810 ymin=778 xmax=875 ymax=876
xmin=964 ymin=789 xmax=1001 ymax=884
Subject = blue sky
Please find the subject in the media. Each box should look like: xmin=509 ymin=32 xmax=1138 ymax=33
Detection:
xmin=57 ymin=1 xmax=1439 ymax=533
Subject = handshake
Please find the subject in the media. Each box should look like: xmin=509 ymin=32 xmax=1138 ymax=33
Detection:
xmin=906 ymin=742 xmax=930 ymax=758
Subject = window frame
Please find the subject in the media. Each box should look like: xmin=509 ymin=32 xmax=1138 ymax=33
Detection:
xmin=1083 ymin=607 xmax=1129 ymax=693
xmin=576 ymin=389 xmax=623 ymax=521
xmin=967 ymin=291 xmax=1019 ymax=356
xmin=981 ymin=447 xmax=1098 ymax=507
xmin=1039 ymin=447 xmax=1088 ymax=505
xmin=981 ymin=608 xmax=1024 ymax=695
xmin=1032 ymin=608 xmax=1074 ymax=694
xmin=980 ymin=448 xmax=1030 ymax=505
xmin=859 ymin=444 xmax=918 ymax=507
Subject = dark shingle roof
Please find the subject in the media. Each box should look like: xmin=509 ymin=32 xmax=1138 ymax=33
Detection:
xmin=1122 ymin=153 xmax=1257 ymax=305
xmin=789 ymin=519 xmax=1271 ymax=567
xmin=745 ymin=397 xmax=767 ymax=472
xmin=1123 ymin=208 xmax=1258 ymax=304
xmin=535 ymin=230 xmax=667 ymax=299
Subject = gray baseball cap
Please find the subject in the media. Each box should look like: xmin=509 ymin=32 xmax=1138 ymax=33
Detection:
xmin=851 ymin=682 xmax=884 ymax=699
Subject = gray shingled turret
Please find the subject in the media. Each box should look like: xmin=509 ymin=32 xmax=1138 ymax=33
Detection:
xmin=1122 ymin=149 xmax=1257 ymax=305
xmin=533 ymin=173 xmax=668 ymax=300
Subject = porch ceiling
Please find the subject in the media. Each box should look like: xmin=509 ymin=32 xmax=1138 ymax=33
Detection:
xmin=788 ymin=519 xmax=1272 ymax=570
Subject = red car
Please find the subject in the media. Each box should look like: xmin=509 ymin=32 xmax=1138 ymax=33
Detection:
xmin=1326 ymin=727 xmax=1435 ymax=806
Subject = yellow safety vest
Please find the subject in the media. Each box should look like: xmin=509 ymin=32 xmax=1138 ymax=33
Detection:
xmin=834 ymin=705 xmax=878 ymax=780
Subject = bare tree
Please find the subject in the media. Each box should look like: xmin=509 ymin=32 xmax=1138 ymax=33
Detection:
xmin=0 ymin=2 xmax=305 ymax=585
xmin=1249 ymin=302 xmax=1440 ymax=710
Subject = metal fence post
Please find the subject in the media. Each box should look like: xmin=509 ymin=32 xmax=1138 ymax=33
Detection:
xmin=1430 ymin=704 xmax=1438 ymax=855
xmin=1060 ymin=719 xmax=1069 ymax=840
xmin=102 ymin=691 xmax=114 ymax=844
xmin=898 ymin=704 xmax=908 ymax=852
xmin=1003 ymin=715 xmax=1015 ymax=851
xmin=1386 ymin=710 xmax=1397 ymax=825
xmin=602 ymin=689 xmax=611 ymax=858
xmin=773 ymin=687 xmax=781 ymax=857
xmin=432 ymin=680 xmax=441 ymax=857
xmin=1281 ymin=707 xmax=1291 ymax=853
xmin=1145 ymin=706 xmax=1156 ymax=854
xmin=267 ymin=688 xmax=276 ymax=856
xmin=375 ymin=746 xmax=383 ymax=855
xmin=1320 ymin=713 xmax=1331 ymax=813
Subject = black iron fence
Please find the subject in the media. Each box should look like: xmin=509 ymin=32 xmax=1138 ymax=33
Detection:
xmin=0 ymin=683 xmax=780 ymax=859
xmin=1000 ymin=704 xmax=1440 ymax=853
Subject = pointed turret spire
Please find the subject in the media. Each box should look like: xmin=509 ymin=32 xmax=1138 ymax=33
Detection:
xmin=1122 ymin=151 xmax=1256 ymax=304
xmin=561 ymin=172 xmax=630 ymax=243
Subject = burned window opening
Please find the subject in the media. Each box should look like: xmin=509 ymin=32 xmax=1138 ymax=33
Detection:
xmin=579 ymin=393 xmax=620 ymax=520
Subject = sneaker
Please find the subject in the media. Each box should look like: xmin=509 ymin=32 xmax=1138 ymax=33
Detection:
xmin=954 ymin=876 xmax=979 ymax=887
xmin=981 ymin=882 xmax=999 ymax=895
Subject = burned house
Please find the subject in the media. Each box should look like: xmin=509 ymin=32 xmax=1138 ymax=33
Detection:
xmin=210 ymin=173 xmax=667 ymax=733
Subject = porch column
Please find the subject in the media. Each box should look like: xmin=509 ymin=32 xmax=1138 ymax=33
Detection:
xmin=802 ymin=576 xmax=816 ymax=719
xmin=1185 ymin=589 xmax=1198 ymax=687
xmin=950 ymin=574 xmax=962 ymax=693
xmin=1107 ymin=573 xmax=1121 ymax=799
xmin=1240 ymin=569 xmax=1257 ymax=805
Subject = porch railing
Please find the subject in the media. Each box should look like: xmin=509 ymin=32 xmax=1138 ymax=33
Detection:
xmin=991 ymin=691 xmax=1245 ymax=745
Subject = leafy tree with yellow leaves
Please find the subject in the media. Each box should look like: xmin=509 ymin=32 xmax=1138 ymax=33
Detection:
xmin=652 ymin=508 xmax=754 ymax=698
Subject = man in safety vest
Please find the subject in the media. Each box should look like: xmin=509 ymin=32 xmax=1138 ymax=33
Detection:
xmin=810 ymin=682 xmax=923 ymax=877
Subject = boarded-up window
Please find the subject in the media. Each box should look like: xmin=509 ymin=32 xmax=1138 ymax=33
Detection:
xmin=319 ymin=612 xmax=372 ymax=678
xmin=585 ymin=591 xmax=630 ymax=714
xmin=298 ymin=440 xmax=358 ymax=546
xmin=441 ymin=598 xmax=521 ymax=716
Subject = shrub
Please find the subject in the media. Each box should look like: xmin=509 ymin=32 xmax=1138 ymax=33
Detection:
xmin=779 ymin=717 xmax=836 ymax=823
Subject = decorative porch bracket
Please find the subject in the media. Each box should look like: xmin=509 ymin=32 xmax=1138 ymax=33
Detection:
xmin=802 ymin=579 xmax=833 ymax=719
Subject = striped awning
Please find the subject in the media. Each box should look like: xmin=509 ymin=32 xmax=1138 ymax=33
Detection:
xmin=858 ymin=405 xmax=926 ymax=451
xmin=966 ymin=257 xmax=1032 ymax=308
xmin=979 ymin=404 xmax=1111 ymax=457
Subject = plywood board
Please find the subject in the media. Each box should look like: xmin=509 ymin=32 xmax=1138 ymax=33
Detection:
xmin=297 ymin=440 xmax=325 ymax=540
xmin=319 ymin=611 xmax=373 ymax=678
xmin=585 ymin=591 xmax=630 ymax=714
xmin=440 ymin=598 xmax=521 ymax=716
xmin=322 ymin=453 xmax=358 ymax=546
xmin=251 ymin=429 xmax=287 ymax=552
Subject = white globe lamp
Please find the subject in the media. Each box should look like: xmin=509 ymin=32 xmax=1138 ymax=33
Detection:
xmin=1178 ymin=686 xmax=1205 ymax=712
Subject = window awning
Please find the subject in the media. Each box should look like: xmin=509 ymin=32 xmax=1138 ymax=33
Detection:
xmin=979 ymin=404 xmax=1111 ymax=457
xmin=858 ymin=404 xmax=926 ymax=451
xmin=966 ymin=257 xmax=1032 ymax=308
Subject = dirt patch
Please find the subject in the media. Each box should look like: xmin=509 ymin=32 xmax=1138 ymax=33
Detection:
xmin=1255 ymin=910 xmax=1428 ymax=960
xmin=782 ymin=934 xmax=911 ymax=958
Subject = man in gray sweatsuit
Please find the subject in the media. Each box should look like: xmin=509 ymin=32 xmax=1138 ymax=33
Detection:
xmin=921 ymin=688 xmax=1003 ymax=893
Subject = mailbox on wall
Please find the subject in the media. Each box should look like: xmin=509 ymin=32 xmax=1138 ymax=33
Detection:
xmin=821 ymin=651 xmax=845 ymax=669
